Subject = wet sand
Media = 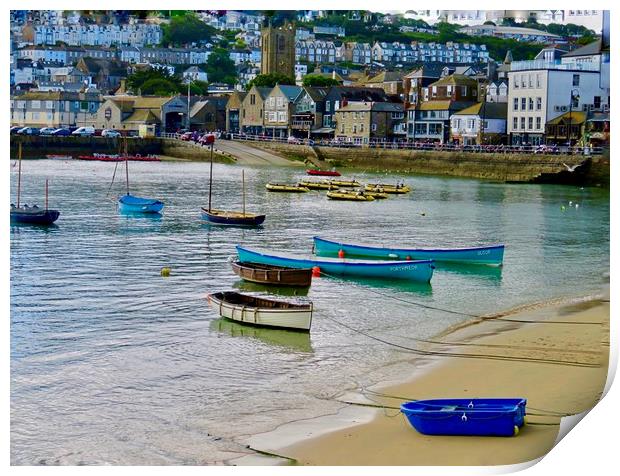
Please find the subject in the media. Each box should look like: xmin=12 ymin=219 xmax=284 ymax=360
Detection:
xmin=236 ymin=294 xmax=609 ymax=466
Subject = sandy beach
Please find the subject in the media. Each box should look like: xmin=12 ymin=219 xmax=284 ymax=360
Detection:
xmin=236 ymin=293 xmax=609 ymax=466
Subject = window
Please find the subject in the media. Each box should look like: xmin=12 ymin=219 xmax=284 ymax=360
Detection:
xmin=429 ymin=123 xmax=442 ymax=135
xmin=528 ymin=75 xmax=533 ymax=88
xmin=528 ymin=98 xmax=534 ymax=111
xmin=536 ymin=117 xmax=541 ymax=130
xmin=431 ymin=86 xmax=437 ymax=97
xmin=31 ymin=100 xmax=41 ymax=109
xmin=334 ymin=101 xmax=340 ymax=110
xmin=520 ymin=117 xmax=525 ymax=130
xmin=514 ymin=75 xmax=519 ymax=89
xmin=360 ymin=123 xmax=364 ymax=133
xmin=453 ymin=118 xmax=461 ymax=129
xmin=528 ymin=117 xmax=533 ymax=130
xmin=467 ymin=119 xmax=475 ymax=129
xmin=276 ymin=97 xmax=283 ymax=108
xmin=536 ymin=74 xmax=541 ymax=88
xmin=352 ymin=124 xmax=357 ymax=133
xmin=340 ymin=123 xmax=344 ymax=133
xmin=594 ymin=96 xmax=601 ymax=109
xmin=45 ymin=100 xmax=54 ymax=109
xmin=521 ymin=98 xmax=526 ymax=110
xmin=250 ymin=94 xmax=256 ymax=105
xmin=572 ymin=74 xmax=580 ymax=86
xmin=326 ymin=101 xmax=330 ymax=112
xmin=371 ymin=123 xmax=377 ymax=131
xmin=513 ymin=98 xmax=519 ymax=111
xmin=536 ymin=97 xmax=542 ymax=110
xmin=278 ymin=111 xmax=286 ymax=122
xmin=414 ymin=123 xmax=427 ymax=135
xmin=447 ymin=85 xmax=453 ymax=95
xmin=521 ymin=76 xmax=526 ymax=88
xmin=461 ymin=86 xmax=467 ymax=96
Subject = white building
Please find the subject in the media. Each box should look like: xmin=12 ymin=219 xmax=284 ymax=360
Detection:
xmin=451 ymin=102 xmax=508 ymax=145
xmin=183 ymin=66 xmax=208 ymax=83
xmin=507 ymin=55 xmax=607 ymax=144
xmin=563 ymin=10 xmax=604 ymax=33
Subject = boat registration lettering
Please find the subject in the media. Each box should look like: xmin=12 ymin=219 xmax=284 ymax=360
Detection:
xmin=477 ymin=250 xmax=491 ymax=256
xmin=390 ymin=265 xmax=418 ymax=271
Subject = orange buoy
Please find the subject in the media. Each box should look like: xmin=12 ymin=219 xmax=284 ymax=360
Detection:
xmin=405 ymin=256 xmax=412 ymax=261
xmin=312 ymin=266 xmax=321 ymax=277
xmin=338 ymin=249 xmax=345 ymax=258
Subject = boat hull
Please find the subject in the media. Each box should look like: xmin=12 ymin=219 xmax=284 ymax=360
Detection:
xmin=10 ymin=208 xmax=60 ymax=225
xmin=313 ymin=237 xmax=504 ymax=266
xmin=118 ymin=194 xmax=164 ymax=214
xmin=231 ymin=261 xmax=312 ymax=287
xmin=401 ymin=399 xmax=526 ymax=437
xmin=208 ymin=292 xmax=313 ymax=331
xmin=266 ymin=183 xmax=309 ymax=193
xmin=237 ymin=246 xmax=434 ymax=282
xmin=307 ymin=169 xmax=341 ymax=176
xmin=202 ymin=208 xmax=265 ymax=227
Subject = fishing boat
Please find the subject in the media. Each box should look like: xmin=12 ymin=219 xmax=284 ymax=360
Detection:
xmin=365 ymin=183 xmax=411 ymax=194
xmin=237 ymin=246 xmax=435 ymax=282
xmin=313 ymin=237 xmax=505 ymax=266
xmin=117 ymin=139 xmax=164 ymax=214
xmin=401 ymin=398 xmax=526 ymax=437
xmin=208 ymin=291 xmax=313 ymax=332
xmin=326 ymin=179 xmax=360 ymax=188
xmin=266 ymin=183 xmax=310 ymax=193
xmin=306 ymin=169 xmax=341 ymax=177
xmin=231 ymin=261 xmax=312 ymax=287
xmin=11 ymin=143 xmax=60 ymax=225
xmin=201 ymin=136 xmax=265 ymax=226
xmin=297 ymin=180 xmax=337 ymax=190
xmin=326 ymin=190 xmax=375 ymax=202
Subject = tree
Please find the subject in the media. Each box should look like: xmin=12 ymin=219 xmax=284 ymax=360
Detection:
xmin=126 ymin=67 xmax=182 ymax=95
xmin=161 ymin=12 xmax=216 ymax=46
xmin=205 ymin=48 xmax=238 ymax=84
xmin=246 ymin=73 xmax=296 ymax=90
xmin=302 ymin=74 xmax=340 ymax=87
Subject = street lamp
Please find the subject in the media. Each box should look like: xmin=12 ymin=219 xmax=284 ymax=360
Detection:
xmin=187 ymin=72 xmax=198 ymax=130
xmin=568 ymin=88 xmax=580 ymax=147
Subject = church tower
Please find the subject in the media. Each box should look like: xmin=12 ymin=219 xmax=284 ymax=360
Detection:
xmin=260 ymin=20 xmax=296 ymax=79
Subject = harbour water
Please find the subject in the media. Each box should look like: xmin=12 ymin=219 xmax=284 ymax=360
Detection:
xmin=10 ymin=159 xmax=609 ymax=464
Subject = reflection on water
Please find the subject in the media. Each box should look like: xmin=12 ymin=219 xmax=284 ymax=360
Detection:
xmin=10 ymin=159 xmax=609 ymax=465
xmin=233 ymin=279 xmax=311 ymax=297
xmin=210 ymin=318 xmax=313 ymax=353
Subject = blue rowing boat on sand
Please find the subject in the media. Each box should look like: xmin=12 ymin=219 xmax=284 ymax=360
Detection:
xmin=237 ymin=246 xmax=434 ymax=282
xmin=118 ymin=194 xmax=164 ymax=214
xmin=313 ymin=236 xmax=504 ymax=266
xmin=401 ymin=398 xmax=526 ymax=437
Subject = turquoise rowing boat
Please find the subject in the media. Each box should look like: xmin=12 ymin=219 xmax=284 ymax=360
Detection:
xmin=236 ymin=246 xmax=434 ymax=282
xmin=313 ymin=236 xmax=504 ymax=266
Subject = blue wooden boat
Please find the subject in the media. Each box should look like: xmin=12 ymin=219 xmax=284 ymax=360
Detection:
xmin=313 ymin=236 xmax=504 ymax=266
xmin=401 ymin=398 xmax=526 ymax=437
xmin=118 ymin=194 xmax=164 ymax=214
xmin=237 ymin=246 xmax=434 ymax=282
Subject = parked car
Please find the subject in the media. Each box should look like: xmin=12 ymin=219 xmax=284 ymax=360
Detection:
xmin=198 ymin=134 xmax=216 ymax=145
xmin=102 ymin=129 xmax=121 ymax=138
xmin=10 ymin=126 xmax=22 ymax=134
xmin=180 ymin=132 xmax=193 ymax=141
xmin=51 ymin=128 xmax=71 ymax=136
xmin=17 ymin=127 xmax=40 ymax=135
xmin=39 ymin=127 xmax=57 ymax=136
xmin=71 ymin=126 xmax=95 ymax=136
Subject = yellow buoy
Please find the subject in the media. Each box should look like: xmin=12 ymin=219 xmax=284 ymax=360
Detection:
xmin=161 ymin=267 xmax=171 ymax=277
xmin=513 ymin=425 xmax=520 ymax=436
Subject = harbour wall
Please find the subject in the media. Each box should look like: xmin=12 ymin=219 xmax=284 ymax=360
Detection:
xmin=10 ymin=136 xmax=609 ymax=186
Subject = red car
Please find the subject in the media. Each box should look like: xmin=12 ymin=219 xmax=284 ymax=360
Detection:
xmin=180 ymin=132 xmax=193 ymax=141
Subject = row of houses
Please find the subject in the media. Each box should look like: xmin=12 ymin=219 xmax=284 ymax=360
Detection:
xmin=9 ymin=40 xmax=610 ymax=147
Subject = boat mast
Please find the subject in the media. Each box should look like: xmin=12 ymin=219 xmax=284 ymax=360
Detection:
xmin=208 ymin=141 xmax=213 ymax=212
xmin=45 ymin=179 xmax=49 ymax=210
xmin=16 ymin=142 xmax=22 ymax=208
xmin=242 ymin=169 xmax=246 ymax=216
xmin=124 ymin=137 xmax=129 ymax=195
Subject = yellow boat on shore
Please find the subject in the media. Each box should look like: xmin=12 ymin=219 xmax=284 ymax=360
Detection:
xmin=297 ymin=180 xmax=337 ymax=190
xmin=365 ymin=183 xmax=411 ymax=194
xmin=266 ymin=183 xmax=310 ymax=193
xmin=326 ymin=190 xmax=375 ymax=201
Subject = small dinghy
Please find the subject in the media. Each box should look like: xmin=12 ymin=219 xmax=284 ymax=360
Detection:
xmin=327 ymin=190 xmax=375 ymax=201
xmin=326 ymin=179 xmax=360 ymax=188
xmin=208 ymin=291 xmax=313 ymax=331
xmin=297 ymin=180 xmax=337 ymax=190
xmin=118 ymin=194 xmax=164 ymax=214
xmin=365 ymin=183 xmax=411 ymax=194
xmin=401 ymin=398 xmax=526 ymax=437
xmin=266 ymin=183 xmax=310 ymax=193
xmin=361 ymin=189 xmax=388 ymax=199
xmin=231 ymin=261 xmax=312 ymax=287
xmin=306 ymin=169 xmax=341 ymax=177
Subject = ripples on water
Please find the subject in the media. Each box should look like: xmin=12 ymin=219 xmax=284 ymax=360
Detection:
xmin=10 ymin=159 xmax=609 ymax=464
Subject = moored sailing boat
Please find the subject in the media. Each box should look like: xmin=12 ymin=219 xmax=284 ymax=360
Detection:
xmin=10 ymin=143 xmax=60 ymax=225
xmin=201 ymin=135 xmax=265 ymax=226
xmin=117 ymin=139 xmax=164 ymax=214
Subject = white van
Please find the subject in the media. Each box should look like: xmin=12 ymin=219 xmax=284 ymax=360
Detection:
xmin=72 ymin=127 xmax=95 ymax=136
